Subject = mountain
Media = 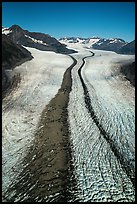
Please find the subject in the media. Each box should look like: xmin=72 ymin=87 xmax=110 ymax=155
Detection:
xmin=117 ymin=40 xmax=135 ymax=55
xmin=120 ymin=62 xmax=135 ymax=86
xmin=2 ymin=34 xmax=33 ymax=70
xmin=2 ymin=25 xmax=77 ymax=54
xmin=59 ymin=36 xmax=127 ymax=51
xmin=2 ymin=25 xmax=77 ymax=98
xmin=59 ymin=36 xmax=100 ymax=46
xmin=92 ymin=38 xmax=127 ymax=52
xmin=59 ymin=36 xmax=135 ymax=54
xmin=2 ymin=34 xmax=33 ymax=97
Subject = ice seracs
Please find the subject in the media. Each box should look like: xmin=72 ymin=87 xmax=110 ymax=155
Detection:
xmin=67 ymin=42 xmax=135 ymax=201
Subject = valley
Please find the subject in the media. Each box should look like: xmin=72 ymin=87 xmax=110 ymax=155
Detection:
xmin=2 ymin=1 xmax=135 ymax=202
xmin=68 ymin=46 xmax=135 ymax=202
xmin=2 ymin=27 xmax=135 ymax=202
xmin=2 ymin=42 xmax=135 ymax=201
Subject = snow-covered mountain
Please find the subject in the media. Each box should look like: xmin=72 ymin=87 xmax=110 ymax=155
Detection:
xmin=2 ymin=25 xmax=77 ymax=54
xmin=92 ymin=38 xmax=127 ymax=52
xmin=2 ymin=27 xmax=12 ymax=35
xmin=59 ymin=36 xmax=135 ymax=54
xmin=59 ymin=36 xmax=101 ymax=47
xmin=117 ymin=40 xmax=135 ymax=55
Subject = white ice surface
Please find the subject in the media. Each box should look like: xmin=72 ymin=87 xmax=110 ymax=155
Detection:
xmin=2 ymin=47 xmax=73 ymax=194
xmin=67 ymin=43 xmax=135 ymax=201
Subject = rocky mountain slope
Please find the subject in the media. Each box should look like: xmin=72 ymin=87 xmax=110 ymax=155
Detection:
xmin=2 ymin=25 xmax=77 ymax=54
xmin=120 ymin=61 xmax=135 ymax=86
xmin=117 ymin=40 xmax=135 ymax=55
xmin=2 ymin=25 xmax=77 ymax=98
xmin=59 ymin=36 xmax=135 ymax=55
xmin=2 ymin=34 xmax=33 ymax=70
xmin=92 ymin=38 xmax=126 ymax=52
xmin=2 ymin=34 xmax=33 ymax=97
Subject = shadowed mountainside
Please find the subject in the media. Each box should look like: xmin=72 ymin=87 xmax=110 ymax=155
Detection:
xmin=3 ymin=25 xmax=77 ymax=54
xmin=2 ymin=34 xmax=33 ymax=97
xmin=117 ymin=40 xmax=135 ymax=55
xmin=120 ymin=61 xmax=135 ymax=86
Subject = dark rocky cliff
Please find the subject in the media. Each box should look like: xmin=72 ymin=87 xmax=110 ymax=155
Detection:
xmin=2 ymin=34 xmax=33 ymax=97
xmin=6 ymin=25 xmax=77 ymax=54
xmin=120 ymin=62 xmax=135 ymax=86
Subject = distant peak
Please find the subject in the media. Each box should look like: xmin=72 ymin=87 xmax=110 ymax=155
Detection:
xmin=109 ymin=38 xmax=125 ymax=43
xmin=91 ymin=36 xmax=100 ymax=39
xmin=10 ymin=24 xmax=23 ymax=31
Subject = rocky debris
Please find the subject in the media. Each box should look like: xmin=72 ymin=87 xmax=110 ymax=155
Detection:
xmin=3 ymin=56 xmax=77 ymax=202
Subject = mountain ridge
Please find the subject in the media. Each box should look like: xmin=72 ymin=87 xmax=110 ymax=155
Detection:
xmin=59 ymin=36 xmax=135 ymax=55
xmin=2 ymin=25 xmax=77 ymax=54
xmin=2 ymin=34 xmax=33 ymax=97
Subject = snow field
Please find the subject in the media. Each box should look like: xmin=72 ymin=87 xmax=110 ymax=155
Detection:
xmin=2 ymin=47 xmax=73 ymax=194
xmin=68 ymin=47 xmax=135 ymax=201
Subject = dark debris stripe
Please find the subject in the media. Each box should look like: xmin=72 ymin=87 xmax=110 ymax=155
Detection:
xmin=78 ymin=51 xmax=135 ymax=187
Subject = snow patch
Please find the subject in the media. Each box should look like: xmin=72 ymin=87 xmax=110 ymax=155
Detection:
xmin=2 ymin=27 xmax=12 ymax=35
xmin=25 ymin=35 xmax=48 ymax=45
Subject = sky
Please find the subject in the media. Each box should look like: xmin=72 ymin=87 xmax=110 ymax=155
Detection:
xmin=2 ymin=2 xmax=135 ymax=42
